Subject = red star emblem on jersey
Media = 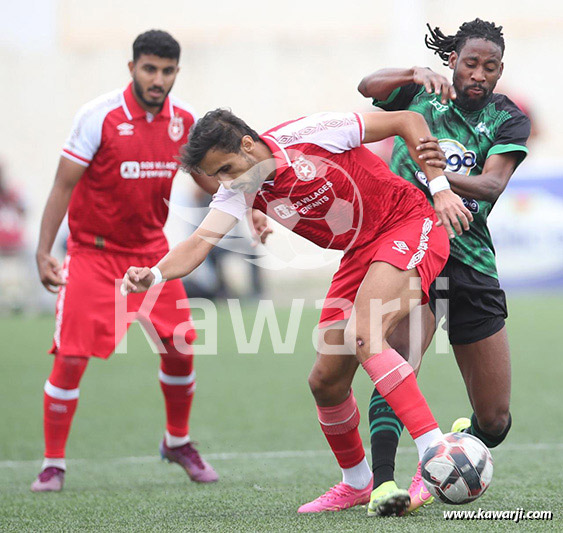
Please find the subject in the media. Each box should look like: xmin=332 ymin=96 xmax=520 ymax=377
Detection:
xmin=168 ymin=114 xmax=185 ymax=142
xmin=292 ymin=156 xmax=316 ymax=181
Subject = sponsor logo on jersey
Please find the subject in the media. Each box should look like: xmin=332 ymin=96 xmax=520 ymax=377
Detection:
xmin=120 ymin=161 xmax=140 ymax=179
xmin=273 ymin=203 xmax=298 ymax=219
xmin=430 ymin=98 xmax=449 ymax=113
xmin=292 ymin=156 xmax=316 ymax=181
xmin=392 ymin=240 xmax=409 ymax=254
xmin=415 ymin=171 xmax=429 ymax=187
xmin=117 ymin=122 xmax=134 ymax=136
xmin=120 ymin=160 xmax=177 ymax=179
xmin=439 ymin=138 xmax=477 ymax=176
xmin=168 ymin=114 xmax=185 ymax=142
xmin=461 ymin=197 xmax=480 ymax=213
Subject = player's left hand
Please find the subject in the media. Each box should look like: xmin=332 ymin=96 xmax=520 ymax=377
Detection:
xmin=433 ymin=189 xmax=474 ymax=239
xmin=250 ymin=209 xmax=273 ymax=245
xmin=417 ymin=136 xmax=446 ymax=169
xmin=120 ymin=266 xmax=154 ymax=296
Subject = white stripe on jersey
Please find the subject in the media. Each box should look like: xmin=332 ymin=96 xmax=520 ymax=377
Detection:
xmin=264 ymin=112 xmax=363 ymax=154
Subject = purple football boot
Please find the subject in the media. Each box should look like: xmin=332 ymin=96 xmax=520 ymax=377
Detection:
xmin=159 ymin=440 xmax=218 ymax=483
xmin=31 ymin=467 xmax=65 ymax=492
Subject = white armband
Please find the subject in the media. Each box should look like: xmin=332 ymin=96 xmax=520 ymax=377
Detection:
xmin=150 ymin=266 xmax=163 ymax=286
xmin=428 ymin=175 xmax=451 ymax=196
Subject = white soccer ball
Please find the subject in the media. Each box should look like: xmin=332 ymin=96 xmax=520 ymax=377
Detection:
xmin=421 ymin=432 xmax=493 ymax=505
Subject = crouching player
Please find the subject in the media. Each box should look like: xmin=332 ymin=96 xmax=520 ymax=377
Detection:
xmin=122 ymin=108 xmax=473 ymax=515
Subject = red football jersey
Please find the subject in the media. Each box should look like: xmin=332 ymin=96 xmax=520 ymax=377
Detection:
xmin=210 ymin=112 xmax=431 ymax=252
xmin=62 ymin=83 xmax=197 ymax=254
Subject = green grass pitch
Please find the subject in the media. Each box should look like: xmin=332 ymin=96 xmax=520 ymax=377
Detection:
xmin=1 ymin=294 xmax=561 ymax=531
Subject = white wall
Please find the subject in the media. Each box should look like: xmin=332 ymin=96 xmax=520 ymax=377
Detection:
xmin=0 ymin=0 xmax=559 ymax=288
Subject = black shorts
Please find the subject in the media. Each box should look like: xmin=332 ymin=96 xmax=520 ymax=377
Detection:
xmin=428 ymin=256 xmax=508 ymax=345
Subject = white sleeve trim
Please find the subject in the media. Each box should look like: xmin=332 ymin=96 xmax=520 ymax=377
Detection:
xmin=61 ymin=150 xmax=90 ymax=167
xmin=208 ymin=185 xmax=248 ymax=220
xmin=356 ymin=112 xmax=366 ymax=142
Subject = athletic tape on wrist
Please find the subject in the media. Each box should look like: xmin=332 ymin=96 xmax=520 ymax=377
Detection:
xmin=150 ymin=266 xmax=163 ymax=286
xmin=428 ymin=175 xmax=451 ymax=196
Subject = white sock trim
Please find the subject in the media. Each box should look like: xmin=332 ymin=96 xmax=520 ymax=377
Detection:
xmin=341 ymin=457 xmax=372 ymax=490
xmin=414 ymin=428 xmax=443 ymax=461
xmin=318 ymin=408 xmax=358 ymax=427
xmin=165 ymin=431 xmax=190 ymax=448
xmin=42 ymin=457 xmax=66 ymax=471
xmin=44 ymin=380 xmax=79 ymax=401
xmin=158 ymin=369 xmax=195 ymax=386
xmin=373 ymin=361 xmax=409 ymax=387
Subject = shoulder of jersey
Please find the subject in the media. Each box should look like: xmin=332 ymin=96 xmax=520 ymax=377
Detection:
xmin=74 ymin=87 xmax=126 ymax=125
xmin=491 ymin=93 xmax=527 ymax=119
xmin=264 ymin=112 xmax=343 ymax=142
xmin=168 ymin=94 xmax=198 ymax=122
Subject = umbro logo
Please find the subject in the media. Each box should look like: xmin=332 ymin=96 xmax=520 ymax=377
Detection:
xmin=117 ymin=122 xmax=134 ymax=136
xmin=392 ymin=240 xmax=409 ymax=254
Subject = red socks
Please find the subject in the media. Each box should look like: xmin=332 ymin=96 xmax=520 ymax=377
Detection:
xmin=44 ymin=356 xmax=88 ymax=459
xmin=159 ymin=345 xmax=195 ymax=439
xmin=362 ymin=350 xmax=438 ymax=439
xmin=316 ymin=392 xmax=365 ymax=469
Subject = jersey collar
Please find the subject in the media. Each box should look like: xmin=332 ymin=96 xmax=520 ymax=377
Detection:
xmin=122 ymin=82 xmax=172 ymax=121
xmin=259 ymin=134 xmax=292 ymax=183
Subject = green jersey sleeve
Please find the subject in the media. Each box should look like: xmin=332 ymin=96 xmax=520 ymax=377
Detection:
xmin=487 ymin=105 xmax=531 ymax=166
xmin=372 ymin=83 xmax=422 ymax=111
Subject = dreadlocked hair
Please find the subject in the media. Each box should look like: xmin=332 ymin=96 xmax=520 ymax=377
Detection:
xmin=425 ymin=18 xmax=505 ymax=65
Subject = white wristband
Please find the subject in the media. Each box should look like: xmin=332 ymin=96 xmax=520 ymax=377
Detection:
xmin=428 ymin=175 xmax=451 ymax=196
xmin=150 ymin=266 xmax=163 ymax=287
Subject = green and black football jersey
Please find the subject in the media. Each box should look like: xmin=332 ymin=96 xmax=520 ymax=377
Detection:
xmin=374 ymin=83 xmax=531 ymax=279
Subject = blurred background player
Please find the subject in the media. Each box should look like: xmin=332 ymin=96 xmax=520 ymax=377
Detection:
xmin=122 ymin=107 xmax=473 ymax=515
xmin=31 ymin=29 xmax=223 ymax=492
xmin=358 ymin=18 xmax=531 ymax=514
xmin=0 ymin=160 xmax=27 ymax=311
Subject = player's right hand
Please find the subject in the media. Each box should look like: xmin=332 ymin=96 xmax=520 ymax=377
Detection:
xmin=36 ymin=252 xmax=65 ymax=293
xmin=433 ymin=189 xmax=473 ymax=239
xmin=121 ymin=266 xmax=154 ymax=296
xmin=412 ymin=67 xmax=456 ymax=104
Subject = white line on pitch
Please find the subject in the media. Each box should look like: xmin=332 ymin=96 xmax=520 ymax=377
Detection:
xmin=1 ymin=442 xmax=561 ymax=469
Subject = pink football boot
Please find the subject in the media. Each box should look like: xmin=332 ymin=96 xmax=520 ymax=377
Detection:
xmin=298 ymin=479 xmax=372 ymax=513
xmin=407 ymin=462 xmax=434 ymax=513
xmin=159 ymin=440 xmax=219 ymax=483
xmin=31 ymin=467 xmax=65 ymax=492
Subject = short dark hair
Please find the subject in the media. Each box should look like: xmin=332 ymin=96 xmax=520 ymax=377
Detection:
xmin=132 ymin=30 xmax=180 ymax=62
xmin=180 ymin=109 xmax=261 ymax=171
xmin=425 ymin=18 xmax=505 ymax=65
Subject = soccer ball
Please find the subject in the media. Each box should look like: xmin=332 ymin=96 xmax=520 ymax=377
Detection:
xmin=421 ymin=432 xmax=493 ymax=505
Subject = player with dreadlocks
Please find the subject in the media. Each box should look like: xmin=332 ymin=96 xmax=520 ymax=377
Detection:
xmin=358 ymin=19 xmax=530 ymax=516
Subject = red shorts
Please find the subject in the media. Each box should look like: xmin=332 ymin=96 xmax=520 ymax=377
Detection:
xmin=49 ymin=249 xmax=196 ymax=359
xmin=319 ymin=213 xmax=449 ymax=327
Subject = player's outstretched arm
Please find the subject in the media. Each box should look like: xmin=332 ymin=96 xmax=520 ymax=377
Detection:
xmin=361 ymin=111 xmax=473 ymax=238
xmin=36 ymin=157 xmax=85 ymax=293
xmin=122 ymin=208 xmax=238 ymax=294
xmin=445 ymin=153 xmax=521 ymax=204
xmin=358 ymin=67 xmax=455 ymax=105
